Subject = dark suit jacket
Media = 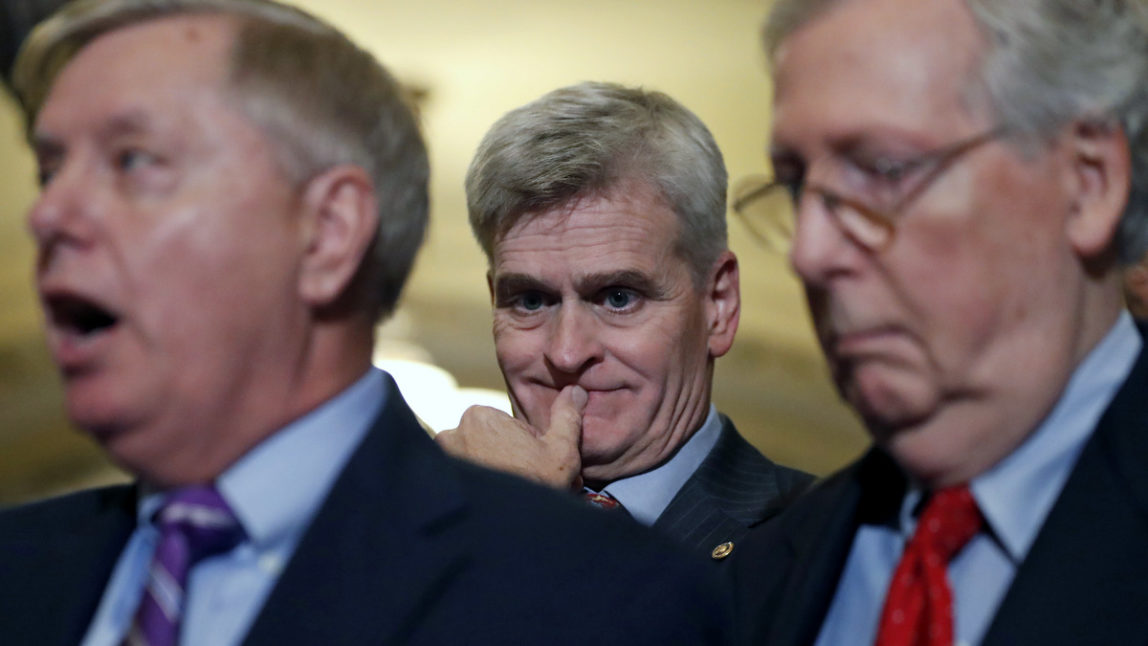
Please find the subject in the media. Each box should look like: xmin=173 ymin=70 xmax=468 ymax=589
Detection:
xmin=0 ymin=376 xmax=731 ymax=645
xmin=654 ymin=415 xmax=813 ymax=559
xmin=730 ymin=338 xmax=1148 ymax=645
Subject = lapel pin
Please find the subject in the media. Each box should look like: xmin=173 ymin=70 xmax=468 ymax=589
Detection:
xmin=711 ymin=541 xmax=734 ymax=560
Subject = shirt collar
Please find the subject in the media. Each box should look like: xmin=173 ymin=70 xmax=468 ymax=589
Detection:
xmin=138 ymin=367 xmax=387 ymax=553
xmin=972 ymin=312 xmax=1141 ymax=561
xmin=894 ymin=313 xmax=1141 ymax=562
xmin=602 ymin=404 xmax=723 ymax=526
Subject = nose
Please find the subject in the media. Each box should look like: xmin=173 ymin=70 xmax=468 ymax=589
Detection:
xmin=544 ymin=303 xmax=603 ymax=376
xmin=788 ymin=189 xmax=859 ymax=287
xmin=27 ymin=158 xmax=100 ymax=257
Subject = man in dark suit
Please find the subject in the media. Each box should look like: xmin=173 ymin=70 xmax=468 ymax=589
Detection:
xmin=730 ymin=0 xmax=1148 ymax=643
xmin=436 ymin=82 xmax=812 ymax=560
xmin=0 ymin=2 xmax=733 ymax=644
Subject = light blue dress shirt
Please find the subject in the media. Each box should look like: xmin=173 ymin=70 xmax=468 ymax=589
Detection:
xmin=599 ymin=404 xmax=723 ymax=526
xmin=80 ymin=367 xmax=387 ymax=646
xmin=815 ymin=313 xmax=1141 ymax=646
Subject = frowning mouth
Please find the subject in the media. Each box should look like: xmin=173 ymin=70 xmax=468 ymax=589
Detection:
xmin=826 ymin=326 xmax=907 ymax=356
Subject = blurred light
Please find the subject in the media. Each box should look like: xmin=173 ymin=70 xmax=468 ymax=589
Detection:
xmin=372 ymin=356 xmax=512 ymax=433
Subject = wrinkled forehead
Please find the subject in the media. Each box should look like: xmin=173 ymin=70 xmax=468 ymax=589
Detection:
xmin=769 ymin=0 xmax=989 ymax=147
xmin=495 ymin=180 xmax=681 ymax=250
xmin=492 ymin=182 xmax=684 ymax=268
xmin=35 ymin=13 xmax=240 ymax=131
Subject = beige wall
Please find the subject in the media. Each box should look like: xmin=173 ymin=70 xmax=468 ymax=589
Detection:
xmin=0 ymin=0 xmax=867 ymax=504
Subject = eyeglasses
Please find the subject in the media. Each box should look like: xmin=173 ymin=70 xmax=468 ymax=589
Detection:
xmin=731 ymin=127 xmax=1009 ymax=254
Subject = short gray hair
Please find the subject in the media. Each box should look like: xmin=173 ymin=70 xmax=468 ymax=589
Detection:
xmin=13 ymin=0 xmax=429 ymax=320
xmin=466 ymin=81 xmax=728 ymax=286
xmin=764 ymin=0 xmax=1148 ymax=263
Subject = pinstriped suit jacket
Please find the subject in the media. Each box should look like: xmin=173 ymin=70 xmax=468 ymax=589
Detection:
xmin=653 ymin=414 xmax=814 ymax=559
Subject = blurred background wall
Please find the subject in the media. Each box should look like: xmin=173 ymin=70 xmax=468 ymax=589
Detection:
xmin=0 ymin=0 xmax=867 ymax=505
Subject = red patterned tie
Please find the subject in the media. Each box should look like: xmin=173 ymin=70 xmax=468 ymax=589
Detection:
xmin=875 ymin=485 xmax=983 ymax=646
xmin=583 ymin=490 xmax=624 ymax=511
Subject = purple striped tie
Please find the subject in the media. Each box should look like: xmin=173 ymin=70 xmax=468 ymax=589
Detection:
xmin=125 ymin=486 xmax=244 ymax=646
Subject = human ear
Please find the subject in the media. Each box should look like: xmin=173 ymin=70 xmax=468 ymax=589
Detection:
xmin=297 ymin=164 xmax=379 ymax=307
xmin=1064 ymin=119 xmax=1131 ymax=259
xmin=705 ymin=250 xmax=741 ymax=358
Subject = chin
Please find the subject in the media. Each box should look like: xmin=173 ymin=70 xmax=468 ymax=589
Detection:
xmin=880 ymin=428 xmax=975 ymax=487
xmin=579 ymin=424 xmax=614 ymax=459
xmin=844 ymin=370 xmax=939 ymax=441
xmin=67 ymin=394 xmax=133 ymax=441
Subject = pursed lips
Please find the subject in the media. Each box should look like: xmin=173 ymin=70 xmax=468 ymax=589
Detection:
xmin=823 ymin=324 xmax=909 ymax=358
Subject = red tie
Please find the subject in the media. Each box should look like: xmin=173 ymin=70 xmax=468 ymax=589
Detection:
xmin=875 ymin=485 xmax=983 ymax=646
xmin=583 ymin=490 xmax=623 ymax=511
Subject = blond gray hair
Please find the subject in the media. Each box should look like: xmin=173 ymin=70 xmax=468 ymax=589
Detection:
xmin=466 ymin=81 xmax=728 ymax=286
xmin=13 ymin=0 xmax=429 ymax=319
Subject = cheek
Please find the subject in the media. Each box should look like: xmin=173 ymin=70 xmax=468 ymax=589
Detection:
xmin=631 ymin=310 xmax=709 ymax=379
xmin=892 ymin=171 xmax=1067 ymax=369
xmin=128 ymin=202 xmax=299 ymax=347
xmin=492 ymin=319 xmax=540 ymax=374
xmin=492 ymin=323 xmax=550 ymax=416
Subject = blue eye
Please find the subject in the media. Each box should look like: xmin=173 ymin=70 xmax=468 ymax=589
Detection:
xmin=116 ymin=148 xmax=156 ymax=173
xmin=518 ymin=292 xmax=545 ymax=311
xmin=603 ymin=289 xmax=636 ymax=310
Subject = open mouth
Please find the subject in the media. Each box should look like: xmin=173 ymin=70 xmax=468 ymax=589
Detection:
xmin=45 ymin=294 xmax=120 ymax=337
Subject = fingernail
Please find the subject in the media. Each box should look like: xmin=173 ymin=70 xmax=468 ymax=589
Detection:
xmin=569 ymin=385 xmax=588 ymax=409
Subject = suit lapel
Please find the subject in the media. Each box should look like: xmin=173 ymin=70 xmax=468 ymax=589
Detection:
xmin=763 ymin=450 xmax=904 ymax=646
xmin=983 ymin=343 xmax=1148 ymax=644
xmin=655 ymin=418 xmax=758 ymax=553
xmin=4 ymin=485 xmax=137 ymax=646
xmin=243 ymin=377 xmax=472 ymax=645
xmin=654 ymin=416 xmax=813 ymax=556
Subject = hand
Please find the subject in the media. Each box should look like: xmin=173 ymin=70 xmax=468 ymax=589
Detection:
xmin=436 ymin=385 xmax=587 ymax=490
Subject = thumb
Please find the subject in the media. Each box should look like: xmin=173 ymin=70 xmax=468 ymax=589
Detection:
xmin=545 ymin=385 xmax=587 ymax=447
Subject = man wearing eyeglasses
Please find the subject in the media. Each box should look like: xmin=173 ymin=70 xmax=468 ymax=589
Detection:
xmin=730 ymin=0 xmax=1148 ymax=644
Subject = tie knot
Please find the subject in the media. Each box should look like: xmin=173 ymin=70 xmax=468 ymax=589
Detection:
xmin=156 ymin=486 xmax=245 ymax=564
xmin=913 ymin=484 xmax=982 ymax=561
xmin=582 ymin=490 xmax=624 ymax=511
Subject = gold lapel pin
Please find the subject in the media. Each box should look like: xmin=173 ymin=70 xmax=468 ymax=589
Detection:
xmin=711 ymin=541 xmax=734 ymax=560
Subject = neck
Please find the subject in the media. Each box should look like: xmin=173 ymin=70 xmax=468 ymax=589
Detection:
xmin=888 ymin=282 xmax=1123 ymax=489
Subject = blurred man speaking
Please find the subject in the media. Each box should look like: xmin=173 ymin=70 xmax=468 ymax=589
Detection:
xmin=731 ymin=0 xmax=1148 ymax=644
xmin=437 ymin=82 xmax=811 ymax=559
xmin=0 ymin=2 xmax=732 ymax=645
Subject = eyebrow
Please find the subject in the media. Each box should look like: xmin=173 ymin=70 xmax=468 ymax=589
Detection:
xmin=575 ymin=269 xmax=662 ymax=297
xmin=492 ymin=273 xmax=550 ymax=302
xmin=493 ymin=269 xmax=666 ymax=301
xmin=32 ymin=110 xmax=156 ymax=155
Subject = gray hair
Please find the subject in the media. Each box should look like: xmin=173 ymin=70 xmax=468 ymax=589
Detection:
xmin=764 ymin=0 xmax=1148 ymax=263
xmin=13 ymin=0 xmax=429 ymax=320
xmin=466 ymin=81 xmax=728 ymax=286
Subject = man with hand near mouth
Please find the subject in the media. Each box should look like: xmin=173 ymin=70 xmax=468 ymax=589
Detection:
xmin=437 ymin=81 xmax=812 ymax=560
xmin=0 ymin=2 xmax=734 ymax=644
